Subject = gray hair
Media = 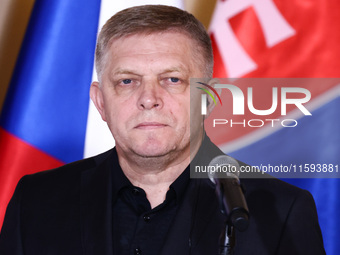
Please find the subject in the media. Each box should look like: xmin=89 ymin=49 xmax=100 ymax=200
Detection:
xmin=95 ymin=5 xmax=213 ymax=79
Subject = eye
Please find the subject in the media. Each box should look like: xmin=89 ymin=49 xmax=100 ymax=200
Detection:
xmin=161 ymin=76 xmax=187 ymax=93
xmin=170 ymin=77 xmax=180 ymax=83
xmin=122 ymin=79 xmax=132 ymax=85
xmin=170 ymin=77 xmax=179 ymax=82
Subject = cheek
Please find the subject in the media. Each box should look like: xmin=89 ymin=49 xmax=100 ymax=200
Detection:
xmin=172 ymin=103 xmax=191 ymax=132
xmin=103 ymin=92 xmax=132 ymax=118
xmin=109 ymin=107 xmax=131 ymax=124
xmin=102 ymin=100 xmax=123 ymax=128
xmin=172 ymin=96 xmax=190 ymax=118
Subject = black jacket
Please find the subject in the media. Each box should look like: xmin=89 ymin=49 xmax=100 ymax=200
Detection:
xmin=0 ymin=138 xmax=325 ymax=254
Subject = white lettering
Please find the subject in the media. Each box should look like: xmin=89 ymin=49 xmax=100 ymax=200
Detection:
xmin=281 ymin=88 xmax=312 ymax=115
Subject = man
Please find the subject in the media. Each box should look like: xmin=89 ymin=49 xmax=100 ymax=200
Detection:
xmin=0 ymin=5 xmax=325 ymax=255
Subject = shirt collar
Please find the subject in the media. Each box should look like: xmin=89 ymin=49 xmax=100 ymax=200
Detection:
xmin=110 ymin=134 xmax=219 ymax=203
xmin=111 ymin=149 xmax=132 ymax=202
xmin=110 ymin=148 xmax=190 ymax=203
xmin=168 ymin=165 xmax=190 ymax=203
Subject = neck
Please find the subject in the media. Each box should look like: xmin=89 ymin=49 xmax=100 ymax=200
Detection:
xmin=119 ymin=155 xmax=188 ymax=208
xmin=116 ymin=137 xmax=203 ymax=208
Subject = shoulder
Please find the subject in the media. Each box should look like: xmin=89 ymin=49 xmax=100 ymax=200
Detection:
xmin=15 ymin=149 xmax=114 ymax=199
xmin=239 ymin=165 xmax=316 ymax=218
xmin=236 ymin=174 xmax=325 ymax=254
xmin=22 ymin=149 xmax=113 ymax=183
xmin=234 ymin=158 xmax=311 ymax=209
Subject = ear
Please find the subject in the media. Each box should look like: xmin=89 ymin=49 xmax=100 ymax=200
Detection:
xmin=205 ymin=78 xmax=221 ymax=118
xmin=90 ymin=81 xmax=107 ymax=122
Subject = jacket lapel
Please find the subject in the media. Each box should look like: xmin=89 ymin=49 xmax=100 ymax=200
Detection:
xmin=161 ymin=136 xmax=227 ymax=254
xmin=80 ymin=152 xmax=114 ymax=255
xmin=190 ymin=179 xmax=226 ymax=254
xmin=160 ymin=178 xmax=225 ymax=255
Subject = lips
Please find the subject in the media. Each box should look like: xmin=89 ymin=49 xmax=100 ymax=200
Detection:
xmin=134 ymin=122 xmax=168 ymax=129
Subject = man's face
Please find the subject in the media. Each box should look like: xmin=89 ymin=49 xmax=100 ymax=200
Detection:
xmin=91 ymin=32 xmax=206 ymax=161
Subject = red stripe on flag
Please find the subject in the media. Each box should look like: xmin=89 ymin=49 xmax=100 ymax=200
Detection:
xmin=211 ymin=33 xmax=228 ymax=78
xmin=0 ymin=127 xmax=64 ymax=229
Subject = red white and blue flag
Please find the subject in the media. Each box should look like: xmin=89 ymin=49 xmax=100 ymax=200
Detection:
xmin=0 ymin=0 xmax=339 ymax=254
xmin=208 ymin=1 xmax=340 ymax=254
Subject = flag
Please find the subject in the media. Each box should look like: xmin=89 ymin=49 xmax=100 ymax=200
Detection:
xmin=207 ymin=0 xmax=340 ymax=254
xmin=0 ymin=0 xmax=101 ymax=226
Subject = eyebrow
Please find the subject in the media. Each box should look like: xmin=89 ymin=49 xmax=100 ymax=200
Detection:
xmin=160 ymin=66 xmax=191 ymax=75
xmin=162 ymin=68 xmax=181 ymax=73
xmin=112 ymin=69 xmax=139 ymax=75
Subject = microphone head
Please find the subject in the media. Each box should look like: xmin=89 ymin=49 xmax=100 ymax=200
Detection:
xmin=209 ymin=155 xmax=250 ymax=231
xmin=208 ymin=155 xmax=240 ymax=182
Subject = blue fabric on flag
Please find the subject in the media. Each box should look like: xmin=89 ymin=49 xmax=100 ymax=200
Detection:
xmin=230 ymin=98 xmax=340 ymax=165
xmin=0 ymin=0 xmax=101 ymax=163
xmin=230 ymin=98 xmax=340 ymax=255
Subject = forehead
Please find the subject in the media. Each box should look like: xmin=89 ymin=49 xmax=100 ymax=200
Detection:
xmin=102 ymin=32 xmax=201 ymax=74
xmin=110 ymin=32 xmax=195 ymax=55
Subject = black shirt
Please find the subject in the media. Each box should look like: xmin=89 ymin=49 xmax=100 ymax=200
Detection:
xmin=112 ymin=161 xmax=190 ymax=255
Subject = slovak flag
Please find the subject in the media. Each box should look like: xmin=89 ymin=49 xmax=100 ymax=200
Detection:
xmin=0 ymin=0 xmax=339 ymax=254
xmin=208 ymin=1 xmax=340 ymax=254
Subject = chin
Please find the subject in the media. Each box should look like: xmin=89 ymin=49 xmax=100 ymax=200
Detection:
xmin=132 ymin=142 xmax=175 ymax=158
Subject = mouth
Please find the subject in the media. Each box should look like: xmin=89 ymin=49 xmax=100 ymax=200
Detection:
xmin=134 ymin=122 xmax=168 ymax=130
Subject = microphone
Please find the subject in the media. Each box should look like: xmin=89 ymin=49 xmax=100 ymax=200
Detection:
xmin=208 ymin=155 xmax=249 ymax=232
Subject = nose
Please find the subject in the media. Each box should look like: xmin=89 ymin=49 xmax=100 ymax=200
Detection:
xmin=137 ymin=81 xmax=163 ymax=110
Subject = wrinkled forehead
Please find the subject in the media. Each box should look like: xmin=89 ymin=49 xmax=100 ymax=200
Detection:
xmin=101 ymin=31 xmax=206 ymax=74
xmin=107 ymin=29 xmax=197 ymax=51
